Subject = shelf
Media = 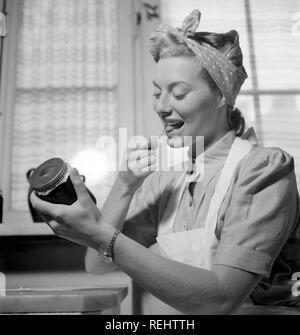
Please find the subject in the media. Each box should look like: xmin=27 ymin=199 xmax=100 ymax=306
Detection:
xmin=0 ymin=223 xmax=54 ymax=236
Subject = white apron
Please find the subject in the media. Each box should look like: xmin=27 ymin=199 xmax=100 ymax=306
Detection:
xmin=141 ymin=128 xmax=257 ymax=314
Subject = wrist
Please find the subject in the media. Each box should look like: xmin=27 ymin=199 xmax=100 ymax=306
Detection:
xmin=90 ymin=221 xmax=117 ymax=252
xmin=95 ymin=222 xmax=122 ymax=263
xmin=98 ymin=229 xmax=121 ymax=264
xmin=116 ymin=173 xmax=141 ymax=195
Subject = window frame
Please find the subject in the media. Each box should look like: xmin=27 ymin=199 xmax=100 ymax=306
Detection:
xmin=240 ymin=0 xmax=300 ymax=142
xmin=0 ymin=0 xmax=136 ymax=235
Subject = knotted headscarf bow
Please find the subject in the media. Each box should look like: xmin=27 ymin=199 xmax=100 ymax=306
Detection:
xmin=149 ymin=10 xmax=247 ymax=107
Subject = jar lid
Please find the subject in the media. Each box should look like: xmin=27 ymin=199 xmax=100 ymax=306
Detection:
xmin=29 ymin=158 xmax=68 ymax=192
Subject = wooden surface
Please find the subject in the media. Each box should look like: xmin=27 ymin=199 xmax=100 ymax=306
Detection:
xmin=0 ymin=286 xmax=127 ymax=314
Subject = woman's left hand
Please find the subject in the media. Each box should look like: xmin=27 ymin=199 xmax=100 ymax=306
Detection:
xmin=30 ymin=168 xmax=114 ymax=251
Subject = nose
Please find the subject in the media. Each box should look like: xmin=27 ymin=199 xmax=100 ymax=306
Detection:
xmin=157 ymin=107 xmax=172 ymax=119
xmin=154 ymin=95 xmax=172 ymax=118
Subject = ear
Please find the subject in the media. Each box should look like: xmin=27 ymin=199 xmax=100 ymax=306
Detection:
xmin=217 ymin=94 xmax=226 ymax=110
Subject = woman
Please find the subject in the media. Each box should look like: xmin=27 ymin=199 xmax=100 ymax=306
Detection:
xmin=31 ymin=10 xmax=300 ymax=314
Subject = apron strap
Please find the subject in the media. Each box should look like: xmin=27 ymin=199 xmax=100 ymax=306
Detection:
xmin=203 ymin=136 xmax=254 ymax=268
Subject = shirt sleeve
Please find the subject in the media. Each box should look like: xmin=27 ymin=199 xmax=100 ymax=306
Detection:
xmin=122 ymin=172 xmax=162 ymax=248
xmin=214 ymin=147 xmax=299 ymax=276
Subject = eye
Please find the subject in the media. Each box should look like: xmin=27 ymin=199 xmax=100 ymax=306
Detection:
xmin=153 ymin=92 xmax=161 ymax=99
xmin=173 ymin=92 xmax=188 ymax=100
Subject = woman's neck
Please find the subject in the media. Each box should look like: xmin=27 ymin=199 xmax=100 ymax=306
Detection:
xmin=191 ymin=125 xmax=231 ymax=160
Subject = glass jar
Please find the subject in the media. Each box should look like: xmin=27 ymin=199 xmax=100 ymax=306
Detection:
xmin=29 ymin=157 xmax=97 ymax=205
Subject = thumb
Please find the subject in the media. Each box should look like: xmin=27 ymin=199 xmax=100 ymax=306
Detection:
xmin=148 ymin=137 xmax=159 ymax=150
xmin=69 ymin=168 xmax=90 ymax=203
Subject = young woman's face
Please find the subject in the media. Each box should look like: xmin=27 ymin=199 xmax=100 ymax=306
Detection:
xmin=153 ymin=56 xmax=224 ymax=144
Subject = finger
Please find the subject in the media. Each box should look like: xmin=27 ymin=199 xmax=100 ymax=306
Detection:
xmin=167 ymin=135 xmax=184 ymax=149
xmin=128 ymin=137 xmax=149 ymax=151
xmin=69 ymin=168 xmax=91 ymax=203
xmin=148 ymin=137 xmax=159 ymax=150
xmin=128 ymin=150 xmax=150 ymax=162
xmin=38 ymin=212 xmax=54 ymax=224
xmin=128 ymin=154 xmax=155 ymax=170
xmin=30 ymin=192 xmax=65 ymax=218
xmin=47 ymin=220 xmax=60 ymax=233
xmin=136 ymin=154 xmax=156 ymax=169
xmin=141 ymin=163 xmax=157 ymax=172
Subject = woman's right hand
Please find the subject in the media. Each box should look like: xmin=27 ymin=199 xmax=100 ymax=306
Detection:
xmin=118 ymin=137 xmax=158 ymax=192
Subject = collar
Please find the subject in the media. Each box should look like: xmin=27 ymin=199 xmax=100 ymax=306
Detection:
xmin=202 ymin=131 xmax=234 ymax=186
xmin=186 ymin=127 xmax=258 ymax=187
xmin=185 ymin=129 xmax=235 ymax=174
xmin=184 ymin=127 xmax=258 ymax=185
xmin=186 ymin=127 xmax=258 ymax=172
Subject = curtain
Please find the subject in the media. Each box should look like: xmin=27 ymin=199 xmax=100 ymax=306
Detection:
xmin=160 ymin=0 xmax=300 ymax=189
xmin=11 ymin=0 xmax=118 ymax=211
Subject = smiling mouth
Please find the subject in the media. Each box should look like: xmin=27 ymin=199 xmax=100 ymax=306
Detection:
xmin=165 ymin=120 xmax=185 ymax=133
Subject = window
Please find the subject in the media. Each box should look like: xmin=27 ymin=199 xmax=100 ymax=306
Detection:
xmin=157 ymin=0 xmax=300 ymax=188
xmin=1 ymin=0 xmax=299 ymax=232
xmin=0 ymin=0 xmax=135 ymax=231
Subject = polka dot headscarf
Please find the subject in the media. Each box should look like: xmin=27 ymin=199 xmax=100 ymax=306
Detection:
xmin=149 ymin=10 xmax=248 ymax=107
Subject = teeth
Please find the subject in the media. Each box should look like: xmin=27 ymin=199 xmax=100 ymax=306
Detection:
xmin=166 ymin=121 xmax=183 ymax=126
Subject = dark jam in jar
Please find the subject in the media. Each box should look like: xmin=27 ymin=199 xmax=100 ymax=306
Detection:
xmin=29 ymin=157 xmax=97 ymax=205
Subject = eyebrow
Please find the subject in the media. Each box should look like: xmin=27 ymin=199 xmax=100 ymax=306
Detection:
xmin=152 ymin=81 xmax=192 ymax=90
